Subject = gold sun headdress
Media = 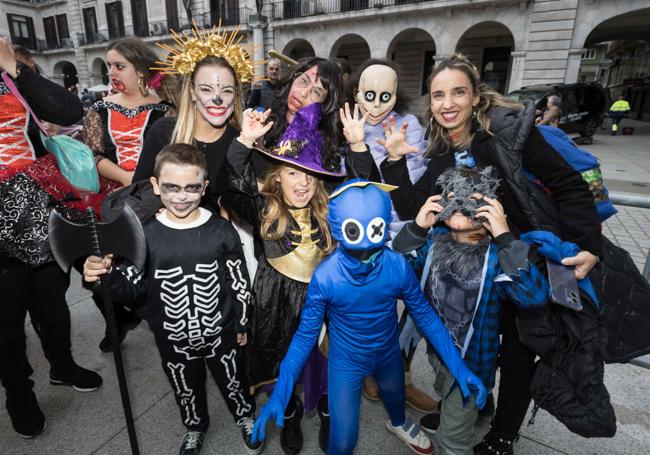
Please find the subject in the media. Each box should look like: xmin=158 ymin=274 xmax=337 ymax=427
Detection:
xmin=151 ymin=21 xmax=263 ymax=83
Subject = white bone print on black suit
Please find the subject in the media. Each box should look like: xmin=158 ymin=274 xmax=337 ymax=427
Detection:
xmin=156 ymin=260 xmax=223 ymax=360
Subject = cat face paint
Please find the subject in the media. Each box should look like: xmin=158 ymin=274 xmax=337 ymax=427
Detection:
xmin=355 ymin=64 xmax=398 ymax=126
xmin=192 ymin=65 xmax=236 ymax=127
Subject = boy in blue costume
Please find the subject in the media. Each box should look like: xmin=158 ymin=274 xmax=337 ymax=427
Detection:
xmin=393 ymin=167 xmax=550 ymax=455
xmin=252 ymin=179 xmax=487 ymax=455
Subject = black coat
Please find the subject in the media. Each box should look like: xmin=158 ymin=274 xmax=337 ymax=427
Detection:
xmin=380 ymin=101 xmax=602 ymax=257
xmin=517 ymin=253 xmax=616 ymax=438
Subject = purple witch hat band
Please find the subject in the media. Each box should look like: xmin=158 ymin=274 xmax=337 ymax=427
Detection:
xmin=254 ymin=103 xmax=345 ymax=177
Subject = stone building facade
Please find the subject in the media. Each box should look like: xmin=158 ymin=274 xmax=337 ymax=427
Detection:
xmin=1 ymin=0 xmax=649 ymax=117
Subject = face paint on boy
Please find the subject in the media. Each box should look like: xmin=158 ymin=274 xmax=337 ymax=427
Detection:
xmin=355 ymin=64 xmax=398 ymax=126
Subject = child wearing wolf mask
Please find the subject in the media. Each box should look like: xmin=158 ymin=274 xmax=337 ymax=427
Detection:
xmin=393 ymin=167 xmax=549 ymax=455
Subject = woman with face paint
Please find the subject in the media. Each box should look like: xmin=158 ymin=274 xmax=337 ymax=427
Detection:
xmin=133 ymin=28 xmax=261 ymax=292
xmin=379 ymin=54 xmax=602 ymax=455
xmin=83 ymin=38 xmax=175 ymax=189
xmin=247 ymin=57 xmax=353 ymax=178
xmin=83 ymin=37 xmax=175 ymax=352
xmin=134 ymin=55 xmax=243 ymax=210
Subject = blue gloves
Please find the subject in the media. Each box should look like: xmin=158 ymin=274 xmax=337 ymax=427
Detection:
xmin=251 ymin=394 xmax=286 ymax=444
xmin=455 ymin=364 xmax=488 ymax=409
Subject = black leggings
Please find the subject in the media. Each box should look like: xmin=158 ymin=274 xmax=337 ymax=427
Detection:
xmin=492 ymin=301 xmax=537 ymax=439
xmin=0 ymin=261 xmax=75 ymax=394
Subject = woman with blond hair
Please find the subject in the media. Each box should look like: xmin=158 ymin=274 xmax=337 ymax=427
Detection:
xmin=379 ymin=54 xmax=602 ymax=455
xmin=134 ymin=54 xmax=243 ymax=209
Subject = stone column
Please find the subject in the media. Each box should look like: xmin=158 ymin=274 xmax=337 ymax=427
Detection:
xmin=507 ymin=51 xmax=526 ymax=92
xmin=565 ymin=49 xmax=585 ymax=84
xmin=249 ymin=15 xmax=268 ymax=80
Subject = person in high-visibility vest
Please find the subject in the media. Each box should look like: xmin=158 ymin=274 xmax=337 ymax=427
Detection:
xmin=609 ymin=95 xmax=630 ymax=135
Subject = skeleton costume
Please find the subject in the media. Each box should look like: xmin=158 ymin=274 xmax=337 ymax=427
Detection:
xmin=105 ymin=207 xmax=255 ymax=431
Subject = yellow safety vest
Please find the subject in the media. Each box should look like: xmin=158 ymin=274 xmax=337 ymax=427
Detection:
xmin=610 ymin=100 xmax=630 ymax=112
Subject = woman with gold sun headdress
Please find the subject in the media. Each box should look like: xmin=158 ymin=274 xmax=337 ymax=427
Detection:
xmin=134 ymin=25 xmax=256 ymax=211
xmin=133 ymin=25 xmax=260 ymax=281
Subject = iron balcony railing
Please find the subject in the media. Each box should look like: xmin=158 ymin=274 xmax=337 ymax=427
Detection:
xmin=37 ymin=37 xmax=74 ymax=51
xmin=146 ymin=9 xmax=252 ymax=38
xmin=269 ymin=0 xmax=431 ymax=20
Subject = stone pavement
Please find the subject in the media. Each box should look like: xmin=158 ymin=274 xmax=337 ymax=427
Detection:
xmin=2 ymin=122 xmax=650 ymax=455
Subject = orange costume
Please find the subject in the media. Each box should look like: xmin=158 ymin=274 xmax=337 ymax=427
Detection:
xmin=84 ymin=100 xmax=172 ymax=172
xmin=0 ymin=85 xmax=35 ymax=171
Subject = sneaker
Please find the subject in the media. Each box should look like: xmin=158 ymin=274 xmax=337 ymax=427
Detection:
xmin=280 ymin=396 xmax=304 ymax=454
xmin=179 ymin=431 xmax=204 ymax=455
xmin=386 ymin=418 xmax=433 ymax=455
xmin=241 ymin=417 xmax=264 ymax=454
xmin=473 ymin=428 xmax=517 ymax=455
xmin=50 ymin=364 xmax=103 ymax=392
xmin=362 ymin=376 xmax=380 ymax=401
xmin=6 ymin=390 xmax=46 ymax=439
xmin=405 ymin=384 xmax=438 ymax=414
xmin=419 ymin=411 xmax=440 ymax=434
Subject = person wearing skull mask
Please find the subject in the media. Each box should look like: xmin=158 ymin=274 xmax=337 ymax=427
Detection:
xmin=251 ymin=179 xmax=487 ymax=455
xmin=345 ymin=59 xmax=434 ymax=413
xmin=346 ymin=60 xmax=429 ymax=234
xmin=392 ymin=167 xmax=549 ymax=455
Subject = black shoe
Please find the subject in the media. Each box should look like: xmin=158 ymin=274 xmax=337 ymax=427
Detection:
xmin=474 ymin=428 xmax=517 ymax=455
xmin=179 ymin=431 xmax=205 ymax=455
xmin=50 ymin=364 xmax=103 ymax=392
xmin=479 ymin=393 xmax=495 ymax=419
xmin=6 ymin=390 xmax=46 ymax=439
xmin=280 ymin=395 xmax=304 ymax=454
xmin=99 ymin=313 xmax=141 ymax=353
xmin=241 ymin=417 xmax=264 ymax=454
xmin=420 ymin=411 xmax=440 ymax=434
xmin=317 ymin=398 xmax=329 ymax=453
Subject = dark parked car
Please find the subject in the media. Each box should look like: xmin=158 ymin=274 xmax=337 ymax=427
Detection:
xmin=508 ymin=82 xmax=609 ymax=137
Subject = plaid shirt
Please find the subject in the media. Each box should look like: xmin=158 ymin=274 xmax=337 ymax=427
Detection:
xmin=416 ymin=229 xmax=549 ymax=390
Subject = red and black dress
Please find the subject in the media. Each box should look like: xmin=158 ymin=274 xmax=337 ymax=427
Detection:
xmin=0 ymin=66 xmax=108 ymax=265
xmin=84 ymin=99 xmax=173 ymax=175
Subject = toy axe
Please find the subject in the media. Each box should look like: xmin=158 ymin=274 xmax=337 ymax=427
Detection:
xmin=48 ymin=205 xmax=146 ymax=455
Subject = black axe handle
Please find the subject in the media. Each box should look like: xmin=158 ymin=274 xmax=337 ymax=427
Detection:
xmin=87 ymin=208 xmax=141 ymax=455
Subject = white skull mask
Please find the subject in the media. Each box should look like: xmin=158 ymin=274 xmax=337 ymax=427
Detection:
xmin=355 ymin=64 xmax=398 ymax=126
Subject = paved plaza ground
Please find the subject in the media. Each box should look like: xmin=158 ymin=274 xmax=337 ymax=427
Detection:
xmin=1 ymin=120 xmax=650 ymax=454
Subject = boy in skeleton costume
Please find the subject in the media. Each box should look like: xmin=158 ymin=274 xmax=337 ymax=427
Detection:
xmin=346 ymin=59 xmax=435 ymax=413
xmin=84 ymin=144 xmax=261 ymax=455
xmin=393 ymin=167 xmax=549 ymax=455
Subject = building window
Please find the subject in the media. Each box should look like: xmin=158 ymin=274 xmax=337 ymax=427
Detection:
xmin=43 ymin=14 xmax=70 ymax=49
xmin=581 ymin=48 xmax=596 ymax=60
xmin=83 ymin=7 xmax=99 ymax=43
xmin=43 ymin=16 xmax=58 ymax=49
xmin=7 ymin=14 xmax=36 ymax=49
xmin=106 ymin=1 xmax=125 ymax=39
